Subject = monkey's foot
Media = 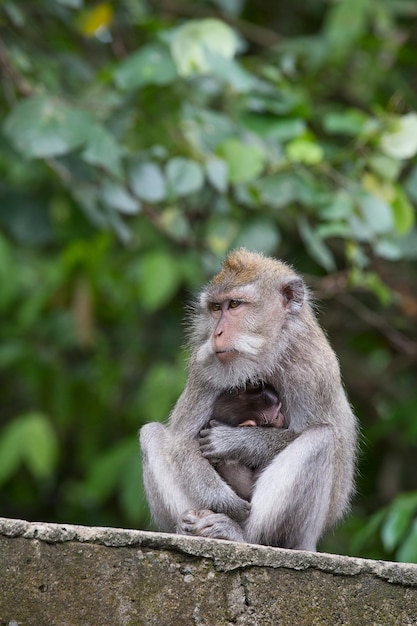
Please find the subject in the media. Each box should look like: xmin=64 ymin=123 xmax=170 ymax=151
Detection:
xmin=177 ymin=509 xmax=245 ymax=542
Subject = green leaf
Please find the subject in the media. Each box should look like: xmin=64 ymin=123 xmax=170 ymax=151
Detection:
xmin=368 ymin=154 xmax=402 ymax=182
xmin=381 ymin=494 xmax=417 ymax=552
xmin=106 ymin=207 xmax=133 ymax=244
xmin=0 ymin=234 xmax=18 ymax=310
xmin=217 ymin=139 xmax=265 ymax=184
xmin=323 ymin=109 xmax=369 ymax=136
xmin=380 ymin=113 xmax=417 ymax=159
xmin=79 ymin=439 xmax=138 ymax=501
xmin=243 ymin=116 xmax=306 ymax=141
xmin=100 ymin=182 xmax=140 ymax=214
xmin=350 ymin=507 xmax=387 ymax=553
xmin=256 ymin=174 xmax=296 ymax=208
xmin=324 ymin=0 xmax=369 ymax=54
xmin=120 ymin=451 xmax=145 ymax=522
xmin=371 ymin=275 xmax=394 ymax=305
xmin=391 ymin=187 xmax=415 ymax=234
xmin=0 ymin=413 xmax=58 ymax=485
xmin=203 ymin=47 xmax=254 ymax=92
xmin=137 ymin=250 xmax=181 ymax=311
xmin=0 ymin=423 xmax=22 ymax=485
xmin=0 ymin=194 xmax=53 ymax=245
xmin=396 ymin=519 xmax=417 ymax=563
xmin=4 ymin=95 xmax=92 ymax=158
xmin=255 ymin=173 xmax=312 ymax=208
xmin=298 ymin=217 xmax=336 ymax=272
xmin=358 ymin=193 xmax=394 ymax=235
xmin=138 ymin=362 xmax=186 ymax=422
xmin=183 ymin=107 xmax=234 ymax=153
xmin=320 ymin=190 xmax=354 ymax=220
xmin=286 ymin=137 xmax=323 ymax=165
xmin=316 ymin=222 xmax=350 ymax=239
xmin=349 ymin=270 xmax=393 ymax=305
xmin=58 ymin=0 xmax=82 ymax=7
xmin=24 ymin=414 xmax=59 ymax=479
xmin=206 ymin=157 xmax=228 ymax=193
xmin=159 ymin=207 xmax=191 ymax=240
xmin=82 ymin=125 xmax=124 ymax=178
xmin=405 ymin=166 xmax=417 ymax=202
xmin=114 ymin=44 xmax=177 ymax=90
xmin=234 ymin=220 xmax=281 ymax=254
xmin=269 ymin=118 xmax=306 ymax=141
xmin=399 ymin=230 xmax=417 ymax=260
xmin=170 ymin=18 xmax=238 ymax=76
xmin=166 ymin=157 xmax=204 ymax=197
xmin=374 ymin=238 xmax=404 ymax=261
xmin=206 ymin=218 xmax=238 ymax=255
xmin=129 ymin=162 xmax=166 ymax=202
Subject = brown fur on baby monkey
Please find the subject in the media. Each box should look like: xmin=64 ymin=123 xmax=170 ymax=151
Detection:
xmin=209 ymin=384 xmax=285 ymax=501
xmin=211 ymin=383 xmax=285 ymax=429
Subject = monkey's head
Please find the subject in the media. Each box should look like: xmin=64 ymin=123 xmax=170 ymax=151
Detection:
xmin=212 ymin=383 xmax=285 ymax=428
xmin=191 ymin=248 xmax=308 ymax=389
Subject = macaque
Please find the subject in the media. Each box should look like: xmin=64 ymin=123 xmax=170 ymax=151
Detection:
xmin=140 ymin=249 xmax=357 ymax=551
xmin=211 ymin=384 xmax=285 ymax=501
xmin=212 ymin=383 xmax=285 ymax=429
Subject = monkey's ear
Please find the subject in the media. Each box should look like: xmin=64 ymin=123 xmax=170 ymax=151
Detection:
xmin=282 ymin=278 xmax=305 ymax=312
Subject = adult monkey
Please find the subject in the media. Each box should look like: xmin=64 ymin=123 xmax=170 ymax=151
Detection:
xmin=140 ymin=249 xmax=357 ymax=551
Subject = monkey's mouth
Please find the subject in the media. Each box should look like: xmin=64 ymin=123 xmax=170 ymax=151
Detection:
xmin=215 ymin=349 xmax=238 ymax=363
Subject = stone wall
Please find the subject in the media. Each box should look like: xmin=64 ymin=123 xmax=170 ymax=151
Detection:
xmin=1 ymin=517 xmax=417 ymax=625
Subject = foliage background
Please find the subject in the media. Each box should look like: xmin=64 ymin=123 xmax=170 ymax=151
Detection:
xmin=1 ymin=0 xmax=417 ymax=561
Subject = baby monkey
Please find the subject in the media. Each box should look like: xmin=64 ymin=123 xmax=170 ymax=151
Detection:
xmin=211 ymin=383 xmax=284 ymax=429
xmin=208 ymin=384 xmax=285 ymax=501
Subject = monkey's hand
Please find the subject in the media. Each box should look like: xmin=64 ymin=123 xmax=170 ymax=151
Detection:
xmin=199 ymin=422 xmax=299 ymax=467
xmin=199 ymin=423 xmax=244 ymax=464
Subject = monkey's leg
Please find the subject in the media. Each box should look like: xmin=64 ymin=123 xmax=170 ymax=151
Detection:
xmin=215 ymin=461 xmax=254 ymax=501
xmin=140 ymin=422 xmax=195 ymax=533
xmin=246 ymin=426 xmax=335 ymax=551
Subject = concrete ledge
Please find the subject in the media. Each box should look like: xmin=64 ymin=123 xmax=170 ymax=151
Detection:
xmin=1 ymin=517 xmax=417 ymax=625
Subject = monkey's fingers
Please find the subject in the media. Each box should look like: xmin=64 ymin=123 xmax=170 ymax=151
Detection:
xmin=198 ymin=435 xmax=219 ymax=462
xmin=199 ymin=427 xmax=211 ymax=440
xmin=198 ymin=429 xmax=210 ymax=450
xmin=199 ymin=444 xmax=219 ymax=462
xmin=199 ymin=426 xmax=221 ymax=443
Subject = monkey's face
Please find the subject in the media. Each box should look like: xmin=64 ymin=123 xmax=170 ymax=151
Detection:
xmin=207 ymin=289 xmax=265 ymax=365
xmin=194 ymin=288 xmax=269 ymax=387
xmin=190 ymin=249 xmax=307 ymax=389
xmin=240 ymin=384 xmax=284 ymax=427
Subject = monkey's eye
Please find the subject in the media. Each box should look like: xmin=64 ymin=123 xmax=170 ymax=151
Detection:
xmin=210 ymin=302 xmax=222 ymax=312
xmin=229 ymin=300 xmax=241 ymax=309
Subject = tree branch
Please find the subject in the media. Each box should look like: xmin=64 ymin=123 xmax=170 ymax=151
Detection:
xmin=0 ymin=39 xmax=33 ymax=98
xmin=340 ymin=293 xmax=417 ymax=357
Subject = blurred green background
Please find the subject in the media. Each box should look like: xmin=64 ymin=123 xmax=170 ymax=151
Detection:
xmin=1 ymin=0 xmax=417 ymax=561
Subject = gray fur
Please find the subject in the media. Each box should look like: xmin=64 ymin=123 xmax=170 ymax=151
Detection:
xmin=140 ymin=249 xmax=357 ymax=551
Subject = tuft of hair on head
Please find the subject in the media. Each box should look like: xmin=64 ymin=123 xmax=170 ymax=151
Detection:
xmin=209 ymin=253 xmax=252 ymax=291
xmin=210 ymin=248 xmax=286 ymax=290
xmin=210 ymin=247 xmax=304 ymax=295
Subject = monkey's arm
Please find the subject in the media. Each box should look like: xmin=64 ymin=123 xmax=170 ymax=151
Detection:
xmin=199 ymin=423 xmax=300 ymax=468
xmin=140 ymin=420 xmax=251 ymax=532
xmin=170 ymin=429 xmax=252 ymax=519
